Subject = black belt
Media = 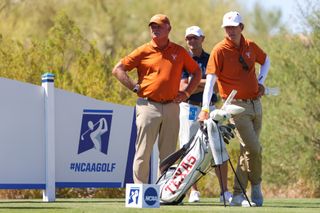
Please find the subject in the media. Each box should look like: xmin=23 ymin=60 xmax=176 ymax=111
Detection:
xmin=185 ymin=100 xmax=202 ymax=106
xmin=144 ymin=97 xmax=173 ymax=104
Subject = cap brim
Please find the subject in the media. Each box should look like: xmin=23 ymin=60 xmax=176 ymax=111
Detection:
xmin=221 ymin=22 xmax=240 ymax=28
xmin=149 ymin=22 xmax=159 ymax=26
xmin=185 ymin=33 xmax=201 ymax=37
xmin=149 ymin=21 xmax=168 ymax=26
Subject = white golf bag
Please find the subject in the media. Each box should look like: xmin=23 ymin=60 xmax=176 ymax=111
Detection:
xmin=157 ymin=90 xmax=245 ymax=205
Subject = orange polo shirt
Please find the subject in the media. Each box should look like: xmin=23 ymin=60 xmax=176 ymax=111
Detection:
xmin=121 ymin=40 xmax=200 ymax=102
xmin=206 ymin=35 xmax=267 ymax=99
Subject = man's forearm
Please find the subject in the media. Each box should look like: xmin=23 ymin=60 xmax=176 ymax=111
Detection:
xmin=112 ymin=62 xmax=136 ymax=90
xmin=202 ymin=74 xmax=216 ymax=110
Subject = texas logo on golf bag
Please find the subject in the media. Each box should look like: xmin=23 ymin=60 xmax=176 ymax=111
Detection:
xmin=78 ymin=109 xmax=113 ymax=155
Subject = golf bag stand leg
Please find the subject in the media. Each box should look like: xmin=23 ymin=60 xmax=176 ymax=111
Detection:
xmin=216 ymin=165 xmax=226 ymax=207
xmin=228 ymin=159 xmax=252 ymax=207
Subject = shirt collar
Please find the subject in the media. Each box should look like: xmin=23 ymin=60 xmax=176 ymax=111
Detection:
xmin=224 ymin=34 xmax=246 ymax=50
xmin=149 ymin=39 xmax=172 ymax=51
xmin=189 ymin=49 xmax=205 ymax=59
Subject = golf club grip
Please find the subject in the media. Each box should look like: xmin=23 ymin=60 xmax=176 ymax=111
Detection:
xmin=160 ymin=148 xmax=185 ymax=173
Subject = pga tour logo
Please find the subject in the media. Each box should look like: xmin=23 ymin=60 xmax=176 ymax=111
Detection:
xmin=78 ymin=109 xmax=112 ymax=155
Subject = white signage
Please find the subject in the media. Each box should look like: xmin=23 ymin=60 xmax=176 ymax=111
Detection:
xmin=0 ymin=78 xmax=45 ymax=189
xmin=54 ymin=88 xmax=135 ymax=188
xmin=0 ymin=76 xmax=137 ymax=192
xmin=125 ymin=184 xmax=160 ymax=208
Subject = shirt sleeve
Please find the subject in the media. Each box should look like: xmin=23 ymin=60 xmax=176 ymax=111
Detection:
xmin=252 ymin=42 xmax=267 ymax=65
xmin=182 ymin=49 xmax=200 ymax=74
xmin=206 ymin=47 xmax=223 ymax=76
xmin=202 ymin=74 xmax=217 ymax=110
xmin=258 ymin=56 xmax=270 ymax=84
xmin=121 ymin=45 xmax=144 ymax=71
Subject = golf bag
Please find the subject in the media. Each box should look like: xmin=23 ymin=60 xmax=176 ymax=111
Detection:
xmin=157 ymin=90 xmax=247 ymax=205
xmin=157 ymin=90 xmax=251 ymax=206
xmin=157 ymin=120 xmax=232 ymax=204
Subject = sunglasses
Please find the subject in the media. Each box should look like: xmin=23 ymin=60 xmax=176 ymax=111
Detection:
xmin=186 ymin=36 xmax=200 ymax=41
xmin=239 ymin=55 xmax=249 ymax=71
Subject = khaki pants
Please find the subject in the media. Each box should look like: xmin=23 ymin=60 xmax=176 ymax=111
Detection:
xmin=230 ymin=99 xmax=263 ymax=194
xmin=133 ymin=98 xmax=179 ymax=183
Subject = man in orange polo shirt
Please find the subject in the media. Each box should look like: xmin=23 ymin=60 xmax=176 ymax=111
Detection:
xmin=112 ymin=14 xmax=201 ymax=184
xmin=198 ymin=11 xmax=270 ymax=207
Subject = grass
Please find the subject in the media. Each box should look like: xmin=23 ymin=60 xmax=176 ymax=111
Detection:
xmin=0 ymin=198 xmax=320 ymax=213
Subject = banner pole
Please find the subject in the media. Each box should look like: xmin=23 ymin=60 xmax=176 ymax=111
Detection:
xmin=42 ymin=73 xmax=56 ymax=202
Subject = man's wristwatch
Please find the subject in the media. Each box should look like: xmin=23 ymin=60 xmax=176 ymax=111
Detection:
xmin=132 ymin=84 xmax=140 ymax=93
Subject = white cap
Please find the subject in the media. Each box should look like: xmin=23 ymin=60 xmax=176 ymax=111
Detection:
xmin=221 ymin=11 xmax=243 ymax=28
xmin=185 ymin=26 xmax=204 ymax=37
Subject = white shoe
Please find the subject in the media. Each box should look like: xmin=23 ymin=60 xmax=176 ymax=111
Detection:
xmin=188 ymin=190 xmax=200 ymax=203
xmin=230 ymin=193 xmax=256 ymax=207
xmin=219 ymin=191 xmax=233 ymax=203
